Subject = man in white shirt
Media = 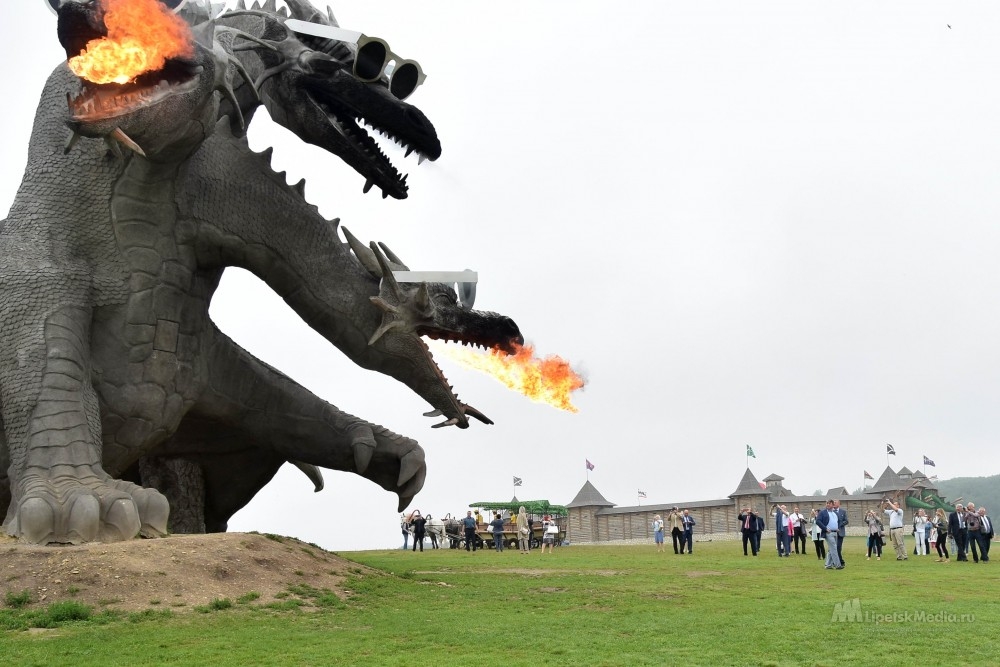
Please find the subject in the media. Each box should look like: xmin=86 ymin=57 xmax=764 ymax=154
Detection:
xmin=884 ymin=499 xmax=907 ymax=560
xmin=790 ymin=507 xmax=807 ymax=555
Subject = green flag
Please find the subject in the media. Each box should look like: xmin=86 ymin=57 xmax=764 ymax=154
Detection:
xmin=746 ymin=444 xmax=756 ymax=458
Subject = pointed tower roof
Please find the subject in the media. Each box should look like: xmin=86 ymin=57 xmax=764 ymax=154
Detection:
xmin=566 ymin=480 xmax=615 ymax=509
xmin=763 ymin=473 xmax=785 ymax=482
xmin=730 ymin=468 xmax=766 ymax=497
xmin=897 ymin=466 xmax=913 ymax=477
xmin=510 ymin=495 xmax=519 ymax=503
xmin=870 ymin=466 xmax=904 ymax=493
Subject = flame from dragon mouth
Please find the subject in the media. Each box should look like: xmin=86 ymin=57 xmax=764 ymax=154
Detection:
xmin=431 ymin=342 xmax=586 ymax=412
xmin=67 ymin=0 xmax=194 ymax=85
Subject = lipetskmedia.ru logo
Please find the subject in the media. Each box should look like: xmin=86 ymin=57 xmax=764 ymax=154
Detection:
xmin=831 ymin=598 xmax=976 ymax=624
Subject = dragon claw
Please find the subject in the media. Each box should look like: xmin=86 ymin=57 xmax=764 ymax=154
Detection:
xmin=462 ymin=404 xmax=494 ymax=425
xmin=10 ymin=473 xmax=166 ymax=544
xmin=352 ymin=439 xmax=375 ymax=474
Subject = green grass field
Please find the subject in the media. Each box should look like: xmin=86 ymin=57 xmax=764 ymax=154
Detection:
xmin=3 ymin=538 xmax=998 ymax=666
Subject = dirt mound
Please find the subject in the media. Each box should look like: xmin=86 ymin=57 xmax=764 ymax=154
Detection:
xmin=0 ymin=532 xmax=360 ymax=612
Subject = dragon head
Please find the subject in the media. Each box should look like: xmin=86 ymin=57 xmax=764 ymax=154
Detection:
xmin=341 ymin=227 xmax=523 ymax=429
xmin=216 ymin=0 xmax=441 ymax=199
xmin=58 ymin=0 xmax=255 ymax=161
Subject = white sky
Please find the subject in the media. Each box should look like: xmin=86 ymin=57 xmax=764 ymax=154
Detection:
xmin=3 ymin=1 xmax=999 ymax=550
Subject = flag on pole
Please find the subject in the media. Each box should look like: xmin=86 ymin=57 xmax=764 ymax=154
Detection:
xmin=864 ymin=470 xmax=874 ymax=480
xmin=513 ymin=476 xmax=523 ymax=487
xmin=886 ymin=444 xmax=896 ymax=455
xmin=638 ymin=490 xmax=647 ymax=498
xmin=923 ymin=455 xmax=935 ymax=467
xmin=586 ymin=459 xmax=595 ymax=471
xmin=746 ymin=445 xmax=756 ymax=458
xmin=758 ymin=482 xmax=767 ymax=490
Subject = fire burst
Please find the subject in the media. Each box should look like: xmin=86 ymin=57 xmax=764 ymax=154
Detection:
xmin=67 ymin=0 xmax=194 ymax=85
xmin=433 ymin=342 xmax=585 ymax=412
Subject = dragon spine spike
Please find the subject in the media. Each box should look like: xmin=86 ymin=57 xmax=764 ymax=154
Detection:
xmin=327 ymin=6 xmax=339 ymax=26
xmin=293 ymin=178 xmax=306 ymax=196
xmin=259 ymin=146 xmax=274 ymax=164
xmin=277 ymin=6 xmax=288 ymax=17
xmin=377 ymin=242 xmax=407 ymax=268
xmin=250 ymin=1 xmax=261 ymax=10
xmin=236 ymin=0 xmax=246 ymax=8
xmin=262 ymin=0 xmax=277 ymax=13
xmin=340 ymin=226 xmax=381 ymax=277
xmin=111 ymin=127 xmax=147 ymax=157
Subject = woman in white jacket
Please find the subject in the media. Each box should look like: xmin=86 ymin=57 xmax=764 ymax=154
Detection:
xmin=912 ymin=510 xmax=928 ymax=555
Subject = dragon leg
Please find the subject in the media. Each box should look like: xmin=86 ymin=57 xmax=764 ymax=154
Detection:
xmin=0 ymin=271 xmax=167 ymax=543
xmin=142 ymin=331 xmax=426 ymax=529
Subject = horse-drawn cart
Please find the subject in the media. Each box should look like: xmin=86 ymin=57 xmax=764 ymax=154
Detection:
xmin=469 ymin=499 xmax=568 ymax=549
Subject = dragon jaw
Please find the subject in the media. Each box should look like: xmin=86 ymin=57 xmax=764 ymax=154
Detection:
xmin=342 ymin=230 xmax=523 ymax=428
xmin=58 ymin=1 xmax=249 ymax=160
xmin=218 ymin=8 xmax=442 ymax=200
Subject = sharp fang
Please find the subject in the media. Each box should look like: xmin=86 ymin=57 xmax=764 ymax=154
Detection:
xmin=418 ymin=153 xmax=427 ymax=165
xmin=405 ymin=147 xmax=414 ymax=158
xmin=363 ymin=179 xmax=375 ymax=194
xmin=423 ymin=409 xmax=443 ymax=417
xmin=111 ymin=128 xmax=146 ymax=157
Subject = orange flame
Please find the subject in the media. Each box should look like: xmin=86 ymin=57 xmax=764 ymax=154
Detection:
xmin=434 ymin=342 xmax=585 ymax=412
xmin=67 ymin=0 xmax=194 ymax=85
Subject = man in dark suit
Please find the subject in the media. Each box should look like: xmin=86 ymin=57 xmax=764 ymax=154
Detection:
xmin=773 ymin=505 xmax=790 ymax=556
xmin=976 ymin=508 xmax=993 ymax=562
xmin=949 ymin=503 xmax=968 ymax=561
xmin=834 ymin=499 xmax=849 ymax=566
xmin=754 ymin=513 xmax=765 ymax=555
xmin=680 ymin=509 xmax=696 ymax=554
xmin=738 ymin=507 xmax=758 ymax=556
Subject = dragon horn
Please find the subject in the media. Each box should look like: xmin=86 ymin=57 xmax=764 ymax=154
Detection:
xmin=377 ymin=242 xmax=408 ymax=269
xmin=341 ymin=226 xmax=381 ymax=277
xmin=370 ymin=242 xmax=402 ymax=297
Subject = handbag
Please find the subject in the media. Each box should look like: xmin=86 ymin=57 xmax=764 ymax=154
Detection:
xmin=546 ymin=524 xmax=559 ymax=535
xmin=519 ymin=526 xmax=529 ymax=536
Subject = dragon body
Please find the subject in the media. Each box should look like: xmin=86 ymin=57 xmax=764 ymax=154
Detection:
xmin=0 ymin=0 xmax=521 ymax=543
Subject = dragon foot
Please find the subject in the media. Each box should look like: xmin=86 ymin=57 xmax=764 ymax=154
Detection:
xmin=8 ymin=472 xmax=168 ymax=544
xmin=342 ymin=425 xmax=426 ymax=512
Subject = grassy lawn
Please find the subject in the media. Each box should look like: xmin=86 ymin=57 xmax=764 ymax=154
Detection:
xmin=2 ymin=538 xmax=997 ymax=666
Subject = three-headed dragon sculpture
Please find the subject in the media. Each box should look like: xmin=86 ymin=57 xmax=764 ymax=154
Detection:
xmin=0 ymin=0 xmax=523 ymax=543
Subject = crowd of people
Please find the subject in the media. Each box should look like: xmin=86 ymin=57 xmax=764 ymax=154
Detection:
xmin=399 ymin=507 xmax=562 ymax=554
xmin=726 ymin=499 xmax=993 ymax=568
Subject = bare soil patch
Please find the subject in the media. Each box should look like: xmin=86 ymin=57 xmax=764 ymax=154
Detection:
xmin=0 ymin=532 xmax=362 ymax=612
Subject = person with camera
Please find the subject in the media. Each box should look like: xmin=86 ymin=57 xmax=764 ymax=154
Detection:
xmin=738 ymin=507 xmax=758 ymax=556
xmin=808 ymin=509 xmax=825 ymax=560
xmin=667 ymin=508 xmax=683 ymax=555
xmin=883 ymin=499 xmax=907 ymax=560
xmin=864 ymin=509 xmax=884 ymax=560
xmin=790 ymin=507 xmax=807 ymax=554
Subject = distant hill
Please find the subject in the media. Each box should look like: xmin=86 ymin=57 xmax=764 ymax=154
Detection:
xmin=935 ymin=475 xmax=1000 ymax=514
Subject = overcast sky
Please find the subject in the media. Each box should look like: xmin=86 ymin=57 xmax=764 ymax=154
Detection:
xmin=3 ymin=1 xmax=999 ymax=550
